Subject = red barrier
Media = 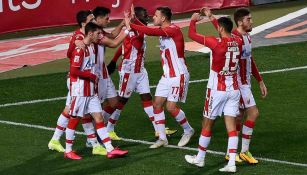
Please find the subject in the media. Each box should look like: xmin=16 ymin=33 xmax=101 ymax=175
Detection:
xmin=0 ymin=0 xmax=249 ymax=34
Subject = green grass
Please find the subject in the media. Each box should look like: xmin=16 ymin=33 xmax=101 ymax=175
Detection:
xmin=0 ymin=41 xmax=307 ymax=174
xmin=0 ymin=0 xmax=306 ymax=80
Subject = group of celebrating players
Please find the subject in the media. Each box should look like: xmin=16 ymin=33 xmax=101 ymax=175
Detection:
xmin=47 ymin=4 xmax=267 ymax=173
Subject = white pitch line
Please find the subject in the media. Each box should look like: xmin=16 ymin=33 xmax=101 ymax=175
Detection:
xmin=1 ymin=65 xmax=307 ymax=108
xmin=0 ymin=119 xmax=306 ymax=167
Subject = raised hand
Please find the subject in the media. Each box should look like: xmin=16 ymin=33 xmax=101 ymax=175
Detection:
xmin=124 ymin=10 xmax=131 ymax=30
xmin=130 ymin=3 xmax=135 ymax=19
xmin=191 ymin=13 xmax=203 ymax=22
xmin=200 ymin=7 xmax=213 ymax=18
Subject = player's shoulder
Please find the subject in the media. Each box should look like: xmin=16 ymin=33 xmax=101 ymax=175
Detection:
xmin=73 ymin=47 xmax=85 ymax=56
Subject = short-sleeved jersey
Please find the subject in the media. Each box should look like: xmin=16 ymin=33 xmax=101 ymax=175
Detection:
xmin=205 ymin=36 xmax=243 ymax=91
xmin=67 ymin=29 xmax=85 ymax=60
xmin=232 ymin=29 xmax=262 ymax=86
xmin=70 ymin=44 xmax=96 ymax=96
xmin=159 ymin=24 xmax=188 ymax=78
xmin=118 ymin=29 xmax=146 ymax=73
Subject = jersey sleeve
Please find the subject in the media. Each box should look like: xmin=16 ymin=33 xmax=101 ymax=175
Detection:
xmin=211 ymin=18 xmax=219 ymax=30
xmin=189 ymin=20 xmax=218 ymax=49
xmin=204 ymin=37 xmax=218 ymax=49
xmin=251 ymin=57 xmax=263 ymax=82
xmin=130 ymin=23 xmax=169 ymax=37
xmin=112 ymin=46 xmax=122 ymax=62
xmin=71 ymin=48 xmax=84 ymax=68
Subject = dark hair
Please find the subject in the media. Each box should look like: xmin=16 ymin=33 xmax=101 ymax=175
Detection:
xmin=234 ymin=8 xmax=250 ymax=26
xmin=93 ymin=6 xmax=110 ymax=18
xmin=76 ymin=10 xmax=92 ymax=28
xmin=156 ymin=6 xmax=172 ymax=21
xmin=218 ymin=17 xmax=233 ymax=33
xmin=135 ymin=6 xmax=146 ymax=18
xmin=85 ymin=22 xmax=101 ymax=35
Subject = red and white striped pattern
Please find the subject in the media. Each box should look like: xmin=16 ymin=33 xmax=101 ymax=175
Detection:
xmin=159 ymin=25 xmax=188 ymax=78
xmin=70 ymin=45 xmax=96 ymax=96
xmin=119 ymin=30 xmax=146 ymax=73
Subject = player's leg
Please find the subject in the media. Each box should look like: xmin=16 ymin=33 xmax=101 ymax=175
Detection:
xmin=81 ymin=114 xmax=107 ymax=156
xmin=225 ymin=108 xmax=244 ymax=162
xmin=239 ymin=105 xmax=259 ymax=164
xmin=64 ymin=96 xmax=83 ymax=160
xmin=140 ymin=93 xmax=178 ymax=137
xmin=149 ymin=77 xmax=169 ymax=148
xmin=48 ymin=105 xmax=70 ymax=152
xmin=136 ymin=70 xmax=177 ymax=137
xmin=89 ymin=96 xmax=128 ymax=158
xmin=185 ymin=117 xmax=214 ymax=167
xmin=219 ymin=90 xmax=240 ymax=173
xmin=238 ymin=86 xmax=259 ymax=164
xmin=149 ymin=96 xmax=168 ymax=148
xmin=166 ymin=101 xmax=194 ymax=147
xmin=165 ymin=74 xmax=194 ymax=146
xmin=48 ymin=90 xmax=71 ymax=152
xmin=219 ymin=115 xmax=238 ymax=173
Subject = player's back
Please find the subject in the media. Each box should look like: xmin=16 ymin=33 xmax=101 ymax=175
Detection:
xmin=159 ymin=24 xmax=188 ymax=77
xmin=207 ymin=36 xmax=242 ymax=91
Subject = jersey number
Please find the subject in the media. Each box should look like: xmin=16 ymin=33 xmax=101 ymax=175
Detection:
xmin=223 ymin=51 xmax=240 ymax=71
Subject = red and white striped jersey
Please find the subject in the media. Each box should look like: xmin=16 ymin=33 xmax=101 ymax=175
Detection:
xmin=118 ymin=30 xmax=146 ymax=73
xmin=232 ymin=29 xmax=262 ymax=86
xmin=159 ymin=25 xmax=188 ymax=78
xmin=70 ymin=45 xmax=96 ymax=96
xmin=67 ymin=29 xmax=85 ymax=60
xmin=205 ymin=36 xmax=243 ymax=91
xmin=96 ymin=30 xmax=109 ymax=79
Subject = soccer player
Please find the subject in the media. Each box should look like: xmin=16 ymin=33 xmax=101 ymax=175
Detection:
xmin=126 ymin=6 xmax=195 ymax=148
xmin=232 ymin=8 xmax=267 ymax=164
xmin=92 ymin=6 xmax=131 ymax=141
xmin=203 ymin=7 xmax=267 ymax=164
xmin=64 ymin=22 xmax=128 ymax=160
xmin=184 ymin=13 xmax=243 ymax=173
xmin=106 ymin=6 xmax=177 ymax=138
xmin=48 ymin=10 xmax=104 ymax=156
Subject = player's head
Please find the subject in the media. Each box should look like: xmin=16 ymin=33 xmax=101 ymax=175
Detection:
xmin=93 ymin=6 xmax=111 ymax=28
xmin=217 ymin=17 xmax=233 ymax=35
xmin=76 ymin=10 xmax=95 ymax=28
xmin=153 ymin=6 xmax=172 ymax=26
xmin=85 ymin=22 xmax=102 ymax=43
xmin=135 ymin=6 xmax=149 ymax=25
xmin=234 ymin=8 xmax=252 ymax=32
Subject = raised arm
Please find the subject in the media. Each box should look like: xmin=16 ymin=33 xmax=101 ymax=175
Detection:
xmin=104 ymin=20 xmax=125 ymax=39
xmin=189 ymin=13 xmax=218 ymax=49
xmin=130 ymin=24 xmax=169 ymax=37
xmin=201 ymin=7 xmax=219 ymax=30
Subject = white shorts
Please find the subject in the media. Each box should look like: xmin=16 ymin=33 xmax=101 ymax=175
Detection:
xmin=98 ymin=77 xmax=117 ymax=102
xmin=239 ymin=85 xmax=256 ymax=109
xmin=69 ymin=96 xmax=102 ymax=117
xmin=65 ymin=78 xmax=71 ymax=106
xmin=155 ymin=73 xmax=189 ymax=103
xmin=118 ymin=69 xmax=150 ymax=98
xmin=203 ymin=89 xmax=240 ymax=120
